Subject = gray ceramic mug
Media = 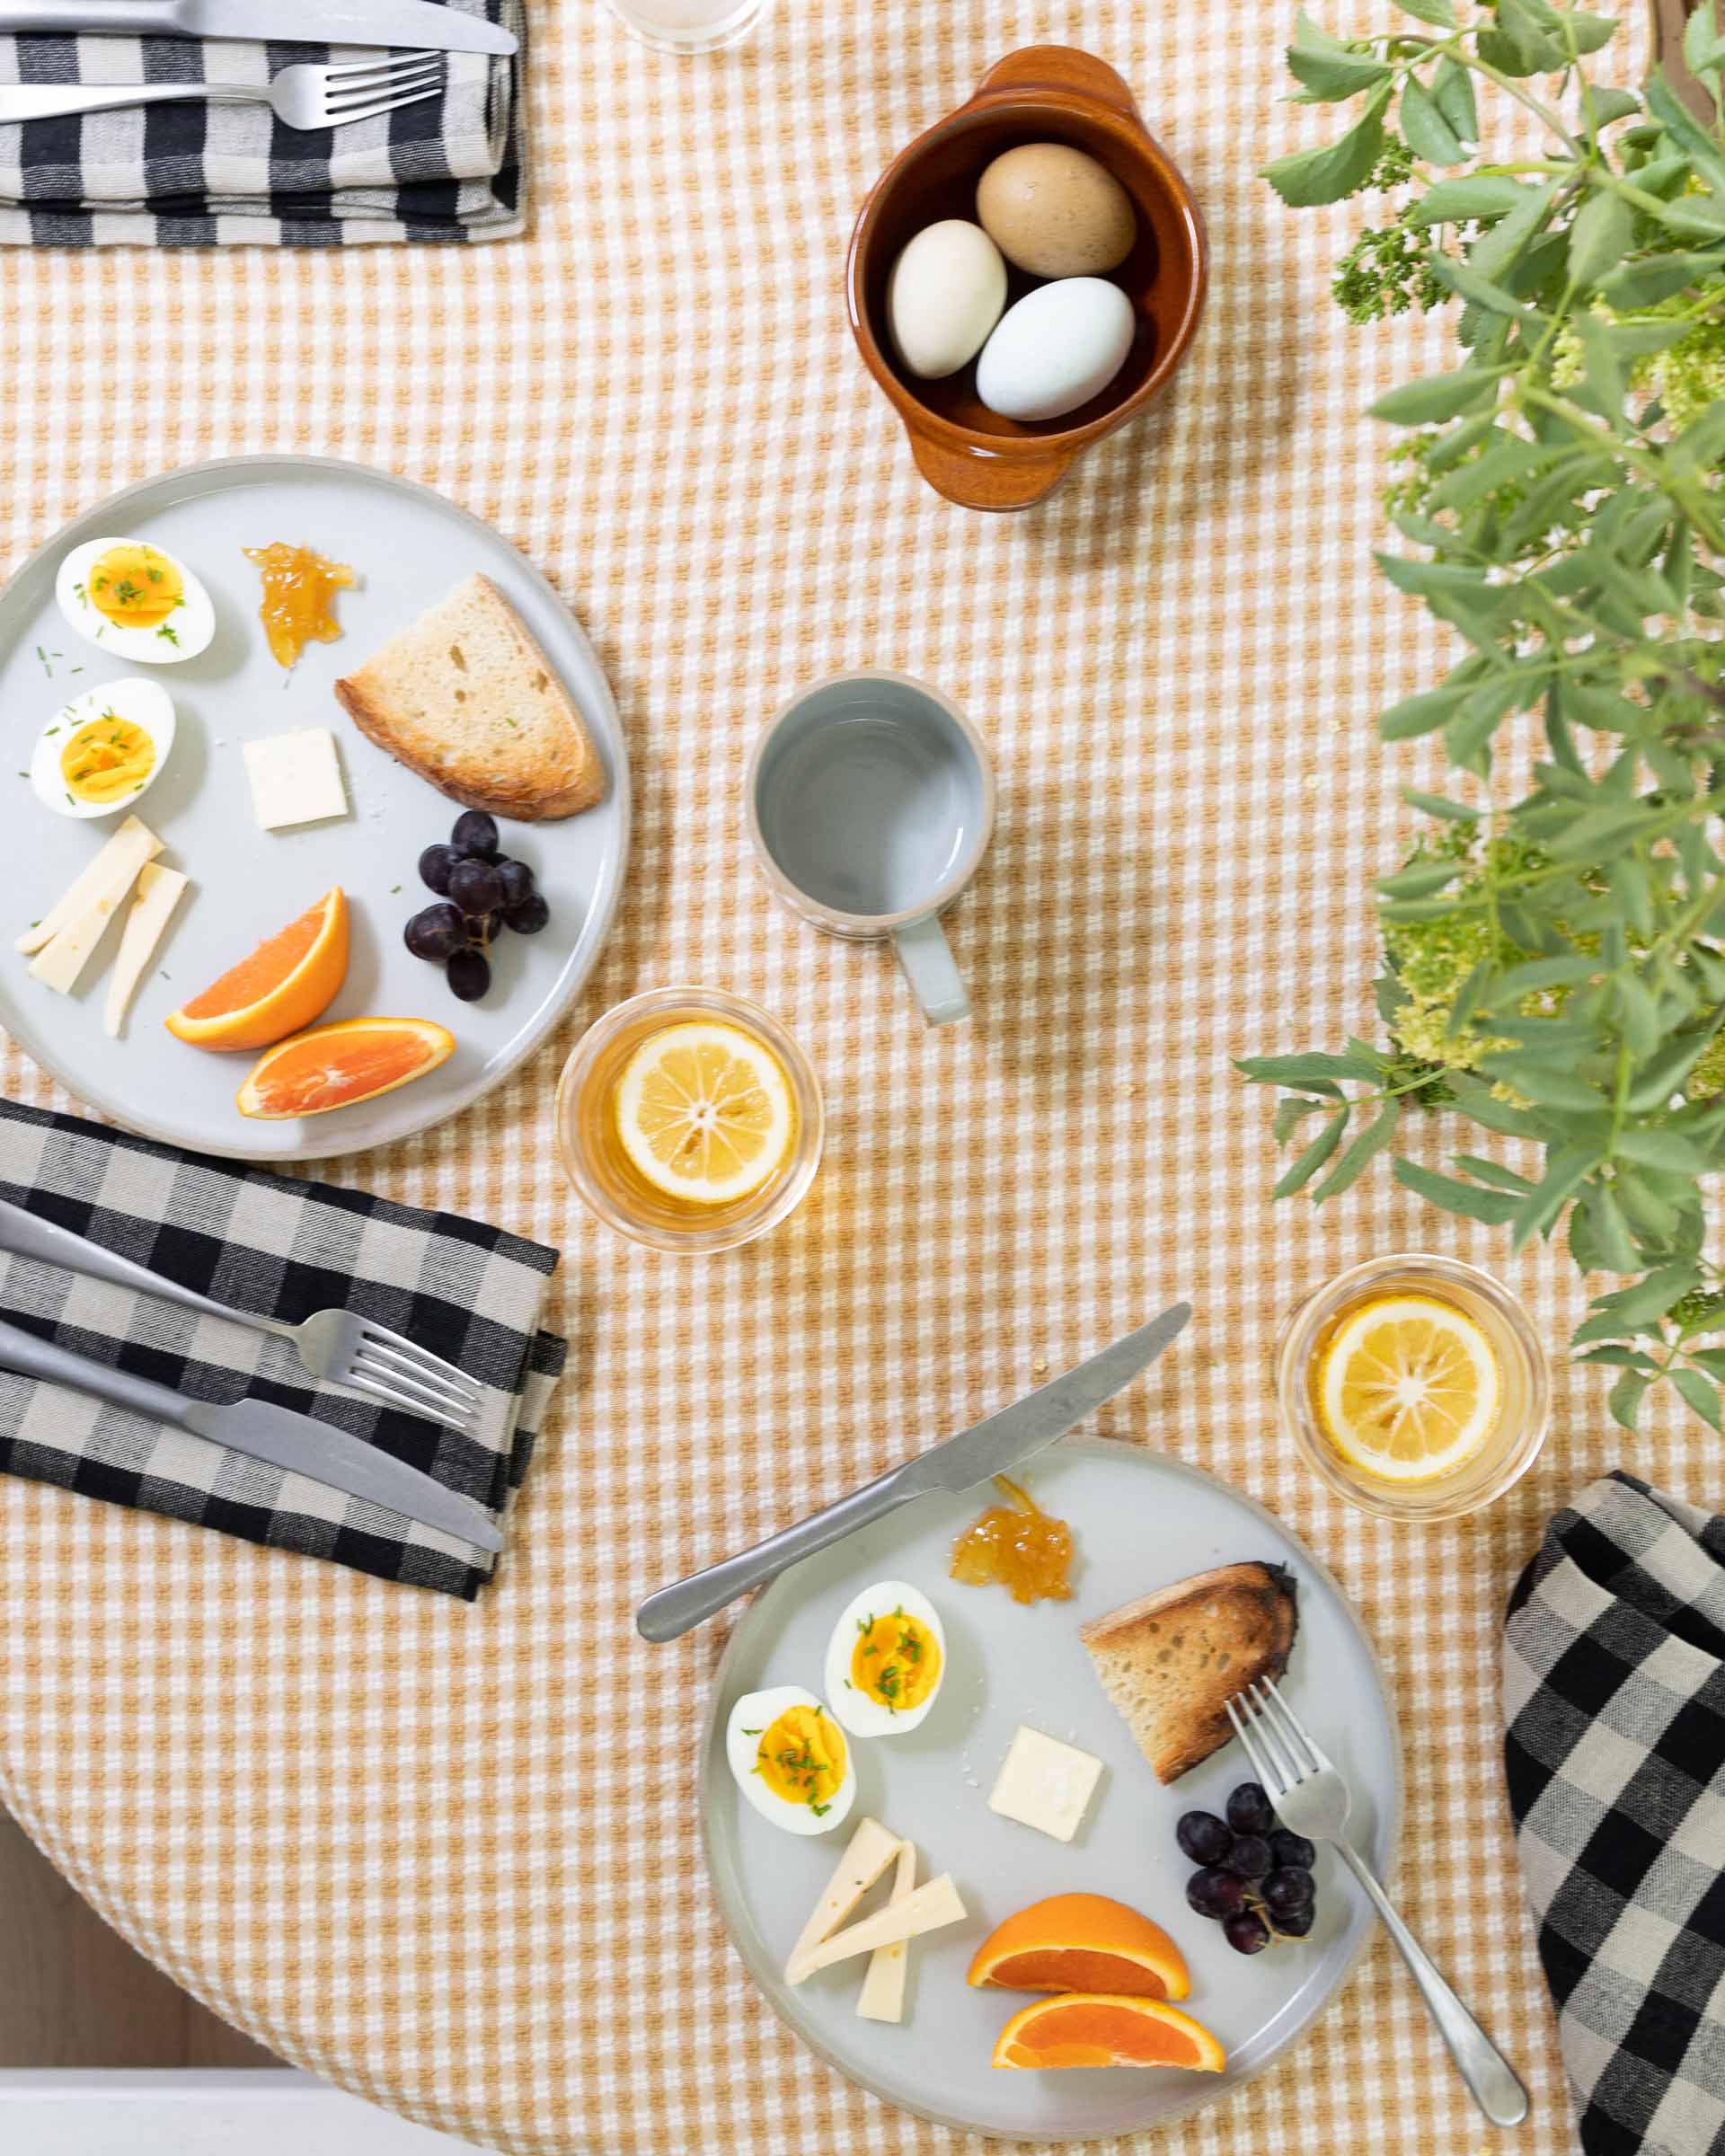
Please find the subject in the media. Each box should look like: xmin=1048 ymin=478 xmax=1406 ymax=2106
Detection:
xmin=746 ymin=671 xmax=995 ymax=1025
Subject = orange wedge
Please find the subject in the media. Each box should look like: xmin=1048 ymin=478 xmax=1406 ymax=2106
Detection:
xmin=991 ymin=1993 xmax=1225 ymax=2072
xmin=166 ymin=888 xmax=349 ymax=1052
xmin=236 ymin=1017 xmax=454 ymax=1120
xmin=968 ymin=1894 xmax=1190 ymax=2000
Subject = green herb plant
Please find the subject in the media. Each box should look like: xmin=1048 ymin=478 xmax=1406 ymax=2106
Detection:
xmin=1239 ymin=0 xmax=1725 ymax=1433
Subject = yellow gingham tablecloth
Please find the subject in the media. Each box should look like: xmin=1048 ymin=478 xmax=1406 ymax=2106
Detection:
xmin=0 ymin=2 xmax=1703 ymax=2151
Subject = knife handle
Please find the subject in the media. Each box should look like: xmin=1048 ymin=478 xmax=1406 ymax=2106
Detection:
xmin=0 ymin=1 xmax=187 ymax=28
xmin=0 ymin=1315 xmax=198 ymax=1433
xmin=636 ymin=1462 xmax=924 ymax=1643
xmin=0 ymin=1197 xmax=292 ymax=1338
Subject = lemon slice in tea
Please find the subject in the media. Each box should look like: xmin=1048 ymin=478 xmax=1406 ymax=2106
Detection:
xmin=1315 ymin=1294 xmax=1500 ymax=1483
xmin=614 ymin=1021 xmax=794 ymax=1206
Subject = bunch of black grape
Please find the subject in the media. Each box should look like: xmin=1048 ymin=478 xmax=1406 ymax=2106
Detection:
xmin=1178 ymin=1781 xmax=1318 ymax=1955
xmin=404 ymin=810 xmax=550 ymax=1003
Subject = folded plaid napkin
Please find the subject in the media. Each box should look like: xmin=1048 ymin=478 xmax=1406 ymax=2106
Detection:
xmin=0 ymin=0 xmax=523 ymax=245
xmin=1504 ymin=1472 xmax=1725 ymax=2156
xmin=0 ymin=1097 xmax=563 ymax=1595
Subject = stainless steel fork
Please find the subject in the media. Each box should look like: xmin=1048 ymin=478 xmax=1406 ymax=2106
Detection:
xmin=0 ymin=54 xmax=444 ymax=130
xmin=1227 ymin=1674 xmax=1529 ymax=2129
xmin=0 ymin=1197 xmax=483 ymax=1435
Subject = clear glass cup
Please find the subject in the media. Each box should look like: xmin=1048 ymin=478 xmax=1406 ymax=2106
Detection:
xmin=597 ymin=0 xmax=773 ymax=54
xmin=1275 ymin=1252 xmax=1550 ymax=1523
xmin=555 ymin=986 xmax=822 ymax=1254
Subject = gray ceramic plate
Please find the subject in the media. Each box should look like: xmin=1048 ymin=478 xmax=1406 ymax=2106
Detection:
xmin=0 ymin=455 xmax=630 ymax=1162
xmin=702 ymin=1438 xmax=1401 ymax=2140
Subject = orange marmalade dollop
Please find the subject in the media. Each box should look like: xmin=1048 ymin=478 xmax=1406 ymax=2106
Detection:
xmin=244 ymin=542 xmax=355 ymax=669
xmin=950 ymin=1474 xmax=1074 ymax=1605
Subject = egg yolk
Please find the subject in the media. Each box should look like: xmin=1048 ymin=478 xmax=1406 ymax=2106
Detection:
xmin=59 ymin=711 xmax=155 ymax=805
xmin=84 ymin=545 xmax=183 ymax=630
xmin=243 ymin=542 xmax=355 ymax=669
xmin=754 ymin=1704 xmax=847 ymax=1812
xmin=849 ymin=1608 xmax=942 ymax=1713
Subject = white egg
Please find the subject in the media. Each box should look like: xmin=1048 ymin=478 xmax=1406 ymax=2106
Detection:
xmin=724 ymin=1684 xmax=857 ymax=1836
xmin=888 ymin=219 xmax=1008 ymax=380
xmin=824 ymin=1579 xmax=947 ymax=1738
xmin=30 ymin=677 xmax=177 ymax=822
xmin=55 ymin=537 xmax=215 ymax=665
xmin=976 ymin=278 xmax=1137 ymax=423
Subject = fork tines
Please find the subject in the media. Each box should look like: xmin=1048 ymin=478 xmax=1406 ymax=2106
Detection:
xmin=1225 ymin=1674 xmax=1321 ymax=1798
xmin=326 ymin=54 xmax=443 ymax=116
xmin=354 ymin=1328 xmax=484 ymax=1421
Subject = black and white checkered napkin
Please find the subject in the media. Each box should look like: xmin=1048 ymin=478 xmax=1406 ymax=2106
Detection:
xmin=1504 ymin=1472 xmax=1725 ymax=2156
xmin=0 ymin=1097 xmax=563 ymax=1595
xmin=0 ymin=0 xmax=522 ymax=245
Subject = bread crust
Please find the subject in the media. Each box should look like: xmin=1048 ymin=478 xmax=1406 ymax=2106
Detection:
xmin=1080 ymin=1561 xmax=1298 ymax=1785
xmin=332 ymin=574 xmax=605 ymax=823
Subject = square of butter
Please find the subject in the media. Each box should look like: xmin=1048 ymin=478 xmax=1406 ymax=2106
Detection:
xmin=987 ymin=1724 xmax=1104 ymax=1842
xmin=243 ymin=728 xmax=349 ymax=831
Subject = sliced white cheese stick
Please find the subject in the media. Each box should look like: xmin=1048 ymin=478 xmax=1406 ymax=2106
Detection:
xmin=18 ymin=815 xmax=161 ymax=955
xmin=103 ymin=863 xmax=189 ymax=1038
xmin=787 ymin=1816 xmax=902 ymax=1976
xmin=856 ymin=1839 xmax=916 ymax=2023
xmin=787 ymin=1873 xmax=965 ymax=1985
xmin=31 ymin=856 xmax=155 ymax=994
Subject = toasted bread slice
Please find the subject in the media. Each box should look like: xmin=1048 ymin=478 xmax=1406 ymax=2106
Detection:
xmin=333 ymin=573 xmax=604 ymax=822
xmin=1079 ymin=1562 xmax=1297 ymax=1785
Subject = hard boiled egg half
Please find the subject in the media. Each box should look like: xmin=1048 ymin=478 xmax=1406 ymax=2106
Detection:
xmin=824 ymin=1580 xmax=947 ymax=1737
xmin=55 ymin=538 xmax=215 ymax=664
xmin=31 ymin=678 xmax=176 ymax=821
xmin=724 ymin=1684 xmax=856 ymax=1836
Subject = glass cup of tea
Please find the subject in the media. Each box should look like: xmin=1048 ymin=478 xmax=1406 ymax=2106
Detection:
xmin=1275 ymin=1253 xmax=1550 ymax=1522
xmin=555 ymin=986 xmax=822 ymax=1253
xmin=597 ymin=0 xmax=772 ymax=54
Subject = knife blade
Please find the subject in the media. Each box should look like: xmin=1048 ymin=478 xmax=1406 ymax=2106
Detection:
xmin=0 ymin=1316 xmax=502 ymax=1555
xmin=635 ymin=1303 xmax=1191 ymax=1642
xmin=0 ymin=0 xmax=517 ymax=57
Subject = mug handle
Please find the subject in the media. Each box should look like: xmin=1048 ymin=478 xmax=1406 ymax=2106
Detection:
xmin=893 ymin=915 xmax=969 ymax=1025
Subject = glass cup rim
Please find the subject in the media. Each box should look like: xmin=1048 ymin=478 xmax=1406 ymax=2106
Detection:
xmin=1275 ymin=1251 xmax=1552 ymax=1523
xmin=596 ymin=0 xmax=768 ymax=54
xmin=554 ymin=985 xmax=823 ymax=1254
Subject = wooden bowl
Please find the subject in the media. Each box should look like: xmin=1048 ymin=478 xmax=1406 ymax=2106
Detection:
xmin=847 ymin=47 xmax=1208 ymax=513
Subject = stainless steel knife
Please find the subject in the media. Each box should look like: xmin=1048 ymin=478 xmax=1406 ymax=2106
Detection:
xmin=0 ymin=0 xmax=517 ymax=56
xmin=0 ymin=1315 xmax=502 ymax=1554
xmin=635 ymin=1303 xmax=1191 ymax=1642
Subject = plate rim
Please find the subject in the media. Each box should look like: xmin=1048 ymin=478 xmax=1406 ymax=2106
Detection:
xmin=697 ymin=1433 xmax=1405 ymax=2142
xmin=0 ymin=452 xmax=632 ymax=1166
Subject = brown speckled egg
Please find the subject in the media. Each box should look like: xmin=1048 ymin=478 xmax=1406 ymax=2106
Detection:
xmin=976 ymin=142 xmax=1137 ymax=278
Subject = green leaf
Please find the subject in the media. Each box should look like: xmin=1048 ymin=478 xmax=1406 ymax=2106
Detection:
xmin=1683 ymin=2 xmax=1725 ymax=79
xmin=1400 ymin=76 xmax=1465 ymax=163
xmin=1588 ymin=85 xmax=1641 ymax=124
xmin=1370 ymin=367 xmax=1501 ymax=424
xmin=1454 ymin=1153 xmax=1536 ymax=1192
xmin=1597 ymin=1262 xmax=1704 ymax=1326
xmin=1510 ymin=1144 xmax=1598 ymax=1248
xmin=1376 ymin=859 xmax=1463 ymax=897
xmin=1395 ymin=0 xmax=1457 ymax=23
xmin=1379 ymin=685 xmax=1473 ymax=739
xmin=1287 ymin=13 xmax=1396 ymax=99
xmin=1577 ymin=1345 xmax=1659 ymax=1370
xmin=1274 ymin=1112 xmax=1348 ymax=1197
xmin=1235 ymin=1050 xmax=1378 ymax=1086
xmin=1652 ymin=195 xmax=1725 ymax=242
xmin=1567 ymin=188 xmax=1634 ymax=289
xmin=1579 ymin=1180 xmax=1640 ymax=1272
xmin=1431 ymin=53 xmax=1479 ymax=143
xmin=1630 ymin=1031 xmax=1717 ymax=1110
xmin=1393 ymin=1158 xmax=1523 ymax=1223
xmin=1273 ymin=1093 xmax=1332 ymax=1144
xmin=1263 ymin=84 xmax=1393 ymax=205
xmin=1645 ymin=72 xmax=1725 ymax=195
xmin=1673 ymin=1366 xmax=1724 ymax=1427
xmin=1607 ymin=1368 xmax=1650 ymax=1430
xmin=1410 ymin=174 xmax=1532 ymax=224
xmin=1613 ymin=1126 xmax=1713 ymax=1173
xmin=1480 ymin=1056 xmax=1609 ymax=1112
xmin=1312 ymin=1100 xmax=1400 ymax=1203
xmin=1467 ymin=181 xmax=1560 ymax=280
xmin=1428 ymin=251 xmax=1539 ymax=319
xmin=1401 ymin=786 xmax=1483 ymax=821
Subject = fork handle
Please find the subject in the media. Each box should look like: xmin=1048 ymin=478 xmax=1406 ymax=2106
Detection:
xmin=0 ymin=1197 xmax=290 ymax=1340
xmin=1335 ymin=1840 xmax=1529 ymax=2127
xmin=0 ymin=81 xmax=263 ymax=119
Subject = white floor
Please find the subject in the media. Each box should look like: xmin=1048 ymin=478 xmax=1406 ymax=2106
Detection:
xmin=0 ymin=2072 xmax=482 ymax=2151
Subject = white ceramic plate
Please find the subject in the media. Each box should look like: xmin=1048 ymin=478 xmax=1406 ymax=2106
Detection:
xmin=0 ymin=456 xmax=630 ymax=1162
xmin=702 ymin=1438 xmax=1401 ymax=2140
